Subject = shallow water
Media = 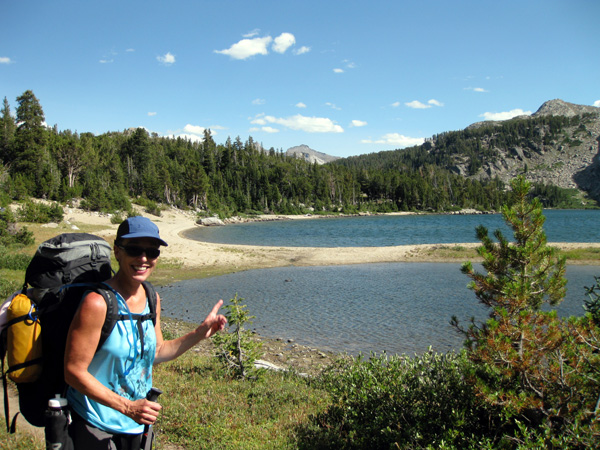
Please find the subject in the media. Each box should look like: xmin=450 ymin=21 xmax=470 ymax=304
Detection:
xmin=157 ymin=263 xmax=598 ymax=356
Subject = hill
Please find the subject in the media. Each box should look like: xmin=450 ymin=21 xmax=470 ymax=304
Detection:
xmin=337 ymin=99 xmax=600 ymax=202
xmin=286 ymin=144 xmax=340 ymax=164
xmin=460 ymin=99 xmax=600 ymax=200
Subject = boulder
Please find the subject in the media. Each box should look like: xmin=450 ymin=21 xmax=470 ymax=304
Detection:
xmin=197 ymin=217 xmax=225 ymax=226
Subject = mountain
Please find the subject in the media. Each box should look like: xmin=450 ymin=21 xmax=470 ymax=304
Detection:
xmin=286 ymin=145 xmax=340 ymax=164
xmin=428 ymin=99 xmax=600 ymax=201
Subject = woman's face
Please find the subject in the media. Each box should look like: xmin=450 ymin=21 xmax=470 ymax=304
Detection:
xmin=115 ymin=237 xmax=161 ymax=282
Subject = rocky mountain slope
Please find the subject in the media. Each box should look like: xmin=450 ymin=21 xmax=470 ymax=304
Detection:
xmin=439 ymin=99 xmax=600 ymax=201
xmin=286 ymin=144 xmax=340 ymax=164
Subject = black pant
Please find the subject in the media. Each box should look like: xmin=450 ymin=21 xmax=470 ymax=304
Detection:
xmin=69 ymin=411 xmax=144 ymax=450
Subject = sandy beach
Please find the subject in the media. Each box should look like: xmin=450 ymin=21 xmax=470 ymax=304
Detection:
xmin=61 ymin=206 xmax=600 ymax=271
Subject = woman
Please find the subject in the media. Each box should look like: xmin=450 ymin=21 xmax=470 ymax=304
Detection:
xmin=64 ymin=216 xmax=227 ymax=449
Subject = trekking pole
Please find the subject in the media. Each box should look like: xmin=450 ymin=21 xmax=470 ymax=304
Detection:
xmin=140 ymin=387 xmax=162 ymax=450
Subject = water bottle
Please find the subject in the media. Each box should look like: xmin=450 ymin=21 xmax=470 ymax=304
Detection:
xmin=44 ymin=394 xmax=73 ymax=450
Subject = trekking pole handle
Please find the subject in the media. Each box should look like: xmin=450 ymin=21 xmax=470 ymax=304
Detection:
xmin=146 ymin=387 xmax=163 ymax=402
xmin=140 ymin=387 xmax=163 ymax=450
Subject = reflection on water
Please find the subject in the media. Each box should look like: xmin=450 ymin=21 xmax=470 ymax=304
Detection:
xmin=157 ymin=263 xmax=598 ymax=356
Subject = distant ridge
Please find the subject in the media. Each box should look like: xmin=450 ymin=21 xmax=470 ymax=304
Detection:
xmin=533 ymin=99 xmax=600 ymax=117
xmin=467 ymin=99 xmax=600 ymax=130
xmin=286 ymin=145 xmax=340 ymax=164
xmin=438 ymin=99 xmax=600 ymax=201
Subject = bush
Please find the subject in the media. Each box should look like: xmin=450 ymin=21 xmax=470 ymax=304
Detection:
xmin=0 ymin=245 xmax=31 ymax=270
xmin=0 ymin=275 xmax=23 ymax=301
xmin=212 ymin=294 xmax=263 ymax=380
xmin=134 ymin=197 xmax=162 ymax=217
xmin=17 ymin=200 xmax=64 ymax=223
xmin=0 ymin=208 xmax=34 ymax=246
xmin=310 ymin=350 xmax=492 ymax=450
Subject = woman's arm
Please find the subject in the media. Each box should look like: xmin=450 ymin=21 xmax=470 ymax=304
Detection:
xmin=64 ymin=292 xmax=161 ymax=425
xmin=153 ymin=294 xmax=226 ymax=364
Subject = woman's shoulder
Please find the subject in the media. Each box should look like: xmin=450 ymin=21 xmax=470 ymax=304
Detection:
xmin=80 ymin=290 xmax=110 ymax=315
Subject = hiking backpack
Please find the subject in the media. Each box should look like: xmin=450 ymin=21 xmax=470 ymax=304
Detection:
xmin=1 ymin=232 xmax=157 ymax=432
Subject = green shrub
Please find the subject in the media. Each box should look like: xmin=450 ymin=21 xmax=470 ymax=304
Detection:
xmin=310 ymin=350 xmax=492 ymax=450
xmin=0 ymin=275 xmax=22 ymax=300
xmin=0 ymin=208 xmax=34 ymax=246
xmin=134 ymin=197 xmax=162 ymax=217
xmin=212 ymin=294 xmax=263 ymax=380
xmin=17 ymin=200 xmax=64 ymax=223
xmin=0 ymin=245 xmax=31 ymax=270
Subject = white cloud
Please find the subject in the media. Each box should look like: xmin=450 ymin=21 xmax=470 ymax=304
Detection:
xmin=216 ymin=32 xmax=307 ymax=59
xmin=172 ymin=133 xmax=204 ymax=143
xmin=362 ymin=133 xmax=425 ymax=148
xmin=333 ymin=68 xmax=344 ymax=73
xmin=465 ymin=87 xmax=488 ymax=93
xmin=250 ymin=125 xmax=279 ymax=133
xmin=251 ymin=114 xmax=343 ymax=133
xmin=405 ymin=100 xmax=430 ymax=109
xmin=244 ymin=29 xmax=261 ymax=38
xmin=404 ymin=99 xmax=444 ymax=109
xmin=594 ymin=100 xmax=600 ymax=107
xmin=99 ymin=59 xmax=114 ymax=64
xmin=183 ymin=124 xmax=206 ymax=135
xmin=479 ymin=109 xmax=532 ymax=121
xmin=391 ymin=101 xmax=401 ymax=108
xmin=326 ymin=102 xmax=341 ymax=110
xmin=157 ymin=52 xmax=176 ymax=65
xmin=165 ymin=125 xmax=218 ymax=142
xmin=126 ymin=48 xmax=135 ymax=52
xmin=294 ymin=46 xmax=311 ymax=55
xmin=350 ymin=120 xmax=367 ymax=127
xmin=261 ymin=126 xmax=280 ymax=133
xmin=148 ymin=112 xmax=157 ymax=116
xmin=252 ymin=98 xmax=266 ymax=105
xmin=272 ymin=33 xmax=296 ymax=54
xmin=215 ymin=36 xmax=273 ymax=60
xmin=0 ymin=57 xmax=12 ymax=64
xmin=296 ymin=102 xmax=307 ymax=108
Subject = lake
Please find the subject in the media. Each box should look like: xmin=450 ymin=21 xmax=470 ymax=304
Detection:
xmin=183 ymin=209 xmax=600 ymax=247
xmin=160 ymin=210 xmax=599 ymax=356
xmin=157 ymin=263 xmax=598 ymax=356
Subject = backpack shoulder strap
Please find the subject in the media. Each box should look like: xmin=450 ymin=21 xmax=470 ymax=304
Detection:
xmin=92 ymin=282 xmax=158 ymax=351
xmin=141 ymin=281 xmax=157 ymax=326
xmin=94 ymin=286 xmax=119 ymax=351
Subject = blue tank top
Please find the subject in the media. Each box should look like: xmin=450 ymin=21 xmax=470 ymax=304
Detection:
xmin=67 ymin=293 xmax=156 ymax=434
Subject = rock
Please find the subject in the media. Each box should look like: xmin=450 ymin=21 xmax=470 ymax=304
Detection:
xmin=254 ymin=359 xmax=285 ymax=372
xmin=197 ymin=217 xmax=225 ymax=226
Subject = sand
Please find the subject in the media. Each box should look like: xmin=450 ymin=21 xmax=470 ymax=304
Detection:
xmin=61 ymin=206 xmax=600 ymax=272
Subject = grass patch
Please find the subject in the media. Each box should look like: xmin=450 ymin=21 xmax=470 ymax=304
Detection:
xmin=555 ymin=246 xmax=600 ymax=263
xmin=152 ymin=352 xmax=330 ymax=449
xmin=0 ymin=426 xmax=44 ymax=450
xmin=417 ymin=244 xmax=480 ymax=261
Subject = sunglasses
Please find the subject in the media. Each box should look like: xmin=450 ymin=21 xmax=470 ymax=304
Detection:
xmin=117 ymin=244 xmax=161 ymax=259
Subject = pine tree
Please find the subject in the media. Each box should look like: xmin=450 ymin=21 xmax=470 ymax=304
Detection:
xmin=0 ymin=97 xmax=16 ymax=164
xmin=13 ymin=90 xmax=47 ymax=185
xmin=453 ymin=176 xmax=567 ymax=422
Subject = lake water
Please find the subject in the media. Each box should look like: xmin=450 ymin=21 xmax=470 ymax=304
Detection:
xmin=157 ymin=264 xmax=598 ymax=356
xmin=160 ymin=210 xmax=600 ymax=356
xmin=183 ymin=210 xmax=600 ymax=247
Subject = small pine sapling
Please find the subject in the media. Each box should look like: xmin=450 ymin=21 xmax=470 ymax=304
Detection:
xmin=212 ymin=294 xmax=263 ymax=380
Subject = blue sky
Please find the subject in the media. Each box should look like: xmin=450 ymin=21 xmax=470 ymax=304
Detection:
xmin=2 ymin=0 xmax=599 ymax=158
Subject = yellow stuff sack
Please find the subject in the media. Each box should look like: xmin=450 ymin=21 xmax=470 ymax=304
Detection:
xmin=6 ymin=293 xmax=43 ymax=383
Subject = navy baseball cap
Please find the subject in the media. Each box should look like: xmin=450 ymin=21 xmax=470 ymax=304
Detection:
xmin=116 ymin=216 xmax=168 ymax=246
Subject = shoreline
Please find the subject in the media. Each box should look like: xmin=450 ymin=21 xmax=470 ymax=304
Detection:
xmin=59 ymin=206 xmax=600 ymax=276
